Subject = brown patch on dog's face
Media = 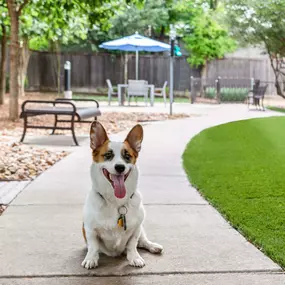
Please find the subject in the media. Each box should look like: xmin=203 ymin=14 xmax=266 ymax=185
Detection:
xmin=92 ymin=140 xmax=112 ymax=163
xmin=122 ymin=141 xmax=138 ymax=164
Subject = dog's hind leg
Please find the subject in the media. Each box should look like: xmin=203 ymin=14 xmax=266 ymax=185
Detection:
xmin=138 ymin=226 xmax=163 ymax=254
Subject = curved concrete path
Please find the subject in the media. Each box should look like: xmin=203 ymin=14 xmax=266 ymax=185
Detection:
xmin=1 ymin=105 xmax=285 ymax=284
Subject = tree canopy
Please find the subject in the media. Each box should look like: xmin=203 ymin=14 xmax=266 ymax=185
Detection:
xmin=225 ymin=0 xmax=285 ymax=97
xmin=175 ymin=0 xmax=236 ymax=76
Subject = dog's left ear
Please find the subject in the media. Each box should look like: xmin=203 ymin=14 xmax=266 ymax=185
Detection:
xmin=125 ymin=124 xmax=143 ymax=153
xmin=90 ymin=121 xmax=109 ymax=150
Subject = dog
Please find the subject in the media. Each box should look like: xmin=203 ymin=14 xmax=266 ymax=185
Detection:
xmin=81 ymin=121 xmax=163 ymax=269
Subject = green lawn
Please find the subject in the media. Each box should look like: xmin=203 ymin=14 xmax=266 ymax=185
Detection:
xmin=267 ymin=106 xmax=285 ymax=113
xmin=73 ymin=94 xmax=191 ymax=103
xmin=183 ymin=117 xmax=285 ymax=268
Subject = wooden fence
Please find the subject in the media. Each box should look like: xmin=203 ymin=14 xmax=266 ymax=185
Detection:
xmin=23 ymin=51 xmax=276 ymax=94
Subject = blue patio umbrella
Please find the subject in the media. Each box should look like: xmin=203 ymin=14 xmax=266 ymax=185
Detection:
xmin=99 ymin=32 xmax=170 ymax=79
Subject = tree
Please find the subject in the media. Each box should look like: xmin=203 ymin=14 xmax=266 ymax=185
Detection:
xmin=7 ymin=0 xmax=114 ymax=119
xmin=175 ymin=0 xmax=236 ymax=78
xmin=20 ymin=0 xmax=89 ymax=95
xmin=110 ymin=0 xmax=169 ymax=38
xmin=7 ymin=0 xmax=29 ymax=120
xmin=0 ymin=1 xmax=9 ymax=105
xmin=225 ymin=0 xmax=285 ymax=98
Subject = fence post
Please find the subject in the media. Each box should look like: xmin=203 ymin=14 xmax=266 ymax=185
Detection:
xmin=216 ymin=76 xmax=221 ymax=104
xmin=250 ymin=77 xmax=255 ymax=91
xmin=64 ymin=61 xmax=72 ymax=99
xmin=190 ymin=76 xmax=195 ymax=104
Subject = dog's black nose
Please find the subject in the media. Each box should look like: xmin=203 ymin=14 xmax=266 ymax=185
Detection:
xmin=115 ymin=164 xmax=125 ymax=174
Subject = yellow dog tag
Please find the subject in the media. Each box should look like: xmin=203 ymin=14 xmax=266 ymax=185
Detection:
xmin=117 ymin=206 xmax=127 ymax=230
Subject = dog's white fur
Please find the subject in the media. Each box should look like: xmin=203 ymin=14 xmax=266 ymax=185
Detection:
xmin=82 ymin=122 xmax=163 ymax=269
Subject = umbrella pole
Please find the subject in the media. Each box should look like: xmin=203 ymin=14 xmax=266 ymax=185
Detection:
xmin=136 ymin=50 xmax=139 ymax=80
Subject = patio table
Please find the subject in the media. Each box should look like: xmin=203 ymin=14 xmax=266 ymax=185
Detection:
xmin=117 ymin=84 xmax=155 ymax=106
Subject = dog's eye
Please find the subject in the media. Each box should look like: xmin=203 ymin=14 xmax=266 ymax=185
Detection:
xmin=103 ymin=151 xmax=114 ymax=161
xmin=123 ymin=150 xmax=132 ymax=163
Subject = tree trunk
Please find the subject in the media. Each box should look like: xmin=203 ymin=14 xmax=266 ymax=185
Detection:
xmin=50 ymin=41 xmax=61 ymax=95
xmin=19 ymin=38 xmax=30 ymax=97
xmin=159 ymin=26 xmax=165 ymax=40
xmin=0 ymin=24 xmax=7 ymax=105
xmin=7 ymin=0 xmax=20 ymax=120
xmin=200 ymin=60 xmax=208 ymax=97
xmin=268 ymin=53 xmax=285 ymax=99
xmin=55 ymin=41 xmax=61 ymax=96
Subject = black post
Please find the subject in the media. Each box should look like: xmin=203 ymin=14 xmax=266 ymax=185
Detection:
xmin=170 ymin=39 xmax=174 ymax=57
xmin=169 ymin=39 xmax=175 ymax=115
xmin=216 ymin=76 xmax=221 ymax=104
xmin=64 ymin=61 xmax=72 ymax=98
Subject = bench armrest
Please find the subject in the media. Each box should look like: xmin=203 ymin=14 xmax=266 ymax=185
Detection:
xmin=55 ymin=98 xmax=100 ymax=108
xmin=21 ymin=100 xmax=76 ymax=113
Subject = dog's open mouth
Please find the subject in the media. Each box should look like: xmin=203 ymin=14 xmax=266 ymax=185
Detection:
xmin=103 ymin=168 xmax=131 ymax=199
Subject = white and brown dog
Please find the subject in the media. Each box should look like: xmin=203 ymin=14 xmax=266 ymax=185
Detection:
xmin=81 ymin=121 xmax=163 ymax=269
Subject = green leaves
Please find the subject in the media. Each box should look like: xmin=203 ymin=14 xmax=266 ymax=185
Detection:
xmin=19 ymin=0 xmax=90 ymax=48
xmin=109 ymin=0 xmax=169 ymax=37
xmin=225 ymin=0 xmax=285 ymax=97
xmin=0 ymin=0 xmax=9 ymax=34
xmin=225 ymin=0 xmax=285 ymax=56
xmin=176 ymin=0 xmax=236 ymax=67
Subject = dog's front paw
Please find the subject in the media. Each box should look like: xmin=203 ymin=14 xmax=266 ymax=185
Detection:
xmin=148 ymin=242 xmax=163 ymax=254
xmin=81 ymin=253 xmax=99 ymax=269
xmin=128 ymin=253 xmax=145 ymax=268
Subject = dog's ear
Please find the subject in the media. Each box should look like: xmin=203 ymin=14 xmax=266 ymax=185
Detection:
xmin=90 ymin=121 xmax=109 ymax=150
xmin=125 ymin=124 xmax=143 ymax=153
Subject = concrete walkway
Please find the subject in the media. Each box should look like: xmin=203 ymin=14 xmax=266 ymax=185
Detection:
xmin=1 ymin=105 xmax=285 ymax=284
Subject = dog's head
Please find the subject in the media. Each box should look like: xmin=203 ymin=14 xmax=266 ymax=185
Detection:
xmin=90 ymin=121 xmax=143 ymax=200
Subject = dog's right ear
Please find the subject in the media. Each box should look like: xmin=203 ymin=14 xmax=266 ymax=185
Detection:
xmin=90 ymin=121 xmax=109 ymax=150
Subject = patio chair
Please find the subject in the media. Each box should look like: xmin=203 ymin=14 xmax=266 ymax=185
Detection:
xmin=247 ymin=83 xmax=267 ymax=111
xmin=106 ymin=79 xmax=118 ymax=105
xmin=127 ymin=80 xmax=149 ymax=105
xmin=154 ymin=81 xmax=167 ymax=106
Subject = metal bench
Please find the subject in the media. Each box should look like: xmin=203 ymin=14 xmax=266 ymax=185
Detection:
xmin=20 ymin=98 xmax=101 ymax=146
xmin=247 ymin=84 xmax=268 ymax=111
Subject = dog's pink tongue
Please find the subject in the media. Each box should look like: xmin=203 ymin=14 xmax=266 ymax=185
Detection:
xmin=111 ymin=174 xmax=126 ymax=199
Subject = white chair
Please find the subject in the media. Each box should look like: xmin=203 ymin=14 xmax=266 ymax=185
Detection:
xmin=106 ymin=79 xmax=118 ymax=105
xmin=154 ymin=81 xmax=167 ymax=106
xmin=127 ymin=80 xmax=149 ymax=106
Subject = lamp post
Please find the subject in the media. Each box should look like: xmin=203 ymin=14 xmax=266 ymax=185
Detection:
xmin=169 ymin=25 xmax=176 ymax=115
xmin=64 ymin=61 xmax=72 ymax=99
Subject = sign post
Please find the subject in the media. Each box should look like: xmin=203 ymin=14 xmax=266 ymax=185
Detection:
xmin=169 ymin=25 xmax=176 ymax=116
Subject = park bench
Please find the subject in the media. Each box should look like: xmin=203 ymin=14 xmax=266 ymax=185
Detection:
xmin=20 ymin=98 xmax=101 ymax=146
xmin=247 ymin=83 xmax=268 ymax=111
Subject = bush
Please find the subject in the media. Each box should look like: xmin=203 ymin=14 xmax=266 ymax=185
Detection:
xmin=221 ymin=88 xmax=248 ymax=102
xmin=205 ymin=87 xmax=216 ymax=99
xmin=205 ymin=87 xmax=248 ymax=102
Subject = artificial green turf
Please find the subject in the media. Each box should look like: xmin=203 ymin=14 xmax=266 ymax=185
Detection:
xmin=267 ymin=106 xmax=285 ymax=113
xmin=183 ymin=117 xmax=285 ymax=268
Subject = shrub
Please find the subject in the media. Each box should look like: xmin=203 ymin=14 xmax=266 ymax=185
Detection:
xmin=221 ymin=88 xmax=248 ymax=102
xmin=205 ymin=87 xmax=216 ymax=99
xmin=205 ymin=87 xmax=248 ymax=102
